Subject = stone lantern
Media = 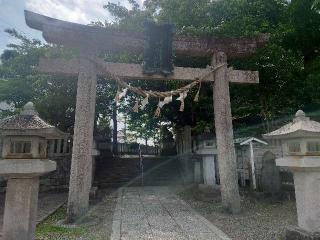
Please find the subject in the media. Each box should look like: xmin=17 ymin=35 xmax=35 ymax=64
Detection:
xmin=196 ymin=138 xmax=218 ymax=187
xmin=0 ymin=102 xmax=57 ymax=240
xmin=264 ymin=110 xmax=320 ymax=239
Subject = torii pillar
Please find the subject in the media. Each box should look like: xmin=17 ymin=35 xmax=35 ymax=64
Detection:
xmin=212 ymin=52 xmax=240 ymax=213
xmin=67 ymin=54 xmax=97 ymax=222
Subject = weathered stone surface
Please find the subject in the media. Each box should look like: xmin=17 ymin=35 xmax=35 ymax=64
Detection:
xmin=38 ymin=58 xmax=259 ymax=83
xmin=203 ymin=156 xmax=217 ymax=186
xmin=176 ymin=126 xmax=194 ymax=184
xmin=286 ymin=226 xmax=320 ymax=240
xmin=194 ymin=161 xmax=202 ymax=184
xmin=212 ymin=52 xmax=240 ymax=214
xmin=0 ymin=192 xmax=67 ymax=235
xmin=261 ymin=151 xmax=281 ymax=194
xmin=269 ymin=110 xmax=320 ymax=234
xmin=111 ymin=187 xmax=231 ymax=240
xmin=67 ymin=56 xmax=97 ymax=222
xmin=0 ymin=101 xmax=60 ymax=240
xmin=25 ymin=10 xmax=268 ymax=59
xmin=0 ymin=102 xmax=66 ymax=139
xmin=39 ymin=155 xmax=71 ymax=192
xmin=196 ymin=141 xmax=218 ymax=187
xmin=0 ymin=155 xmax=71 ymax=193
xmin=2 ymin=178 xmax=39 ymax=240
xmin=264 ymin=110 xmax=320 ymax=139
xmin=0 ymin=159 xmax=56 ymax=178
xmin=293 ymin=170 xmax=320 ymax=232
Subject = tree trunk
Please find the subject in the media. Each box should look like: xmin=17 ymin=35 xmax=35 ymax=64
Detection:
xmin=112 ymin=102 xmax=118 ymax=155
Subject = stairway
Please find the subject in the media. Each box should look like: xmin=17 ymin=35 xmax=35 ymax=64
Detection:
xmin=140 ymin=156 xmax=183 ymax=186
xmin=94 ymin=154 xmax=183 ymax=188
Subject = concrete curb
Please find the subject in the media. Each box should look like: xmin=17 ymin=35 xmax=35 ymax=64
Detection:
xmin=110 ymin=188 xmax=123 ymax=240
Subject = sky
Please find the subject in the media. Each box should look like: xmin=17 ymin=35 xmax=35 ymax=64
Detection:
xmin=0 ymin=0 xmax=144 ymax=55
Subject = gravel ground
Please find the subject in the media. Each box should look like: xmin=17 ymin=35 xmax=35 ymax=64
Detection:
xmin=77 ymin=189 xmax=118 ymax=240
xmin=178 ymin=186 xmax=297 ymax=240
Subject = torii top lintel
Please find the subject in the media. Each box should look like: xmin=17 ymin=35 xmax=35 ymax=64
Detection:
xmin=25 ymin=10 xmax=268 ymax=59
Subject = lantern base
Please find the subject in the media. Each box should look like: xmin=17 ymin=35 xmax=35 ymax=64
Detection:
xmin=285 ymin=226 xmax=320 ymax=240
xmin=2 ymin=177 xmax=40 ymax=240
xmin=276 ymin=156 xmax=320 ymax=169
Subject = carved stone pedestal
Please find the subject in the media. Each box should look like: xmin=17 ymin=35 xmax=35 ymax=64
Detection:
xmin=0 ymin=159 xmax=56 ymax=240
xmin=286 ymin=226 xmax=320 ymax=240
xmin=277 ymin=157 xmax=320 ymax=239
xmin=202 ymin=155 xmax=217 ymax=186
xmin=196 ymin=141 xmax=218 ymax=187
xmin=3 ymin=178 xmax=40 ymax=240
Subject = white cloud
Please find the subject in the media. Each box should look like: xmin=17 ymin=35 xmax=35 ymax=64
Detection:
xmin=0 ymin=0 xmax=145 ymax=54
xmin=25 ymin=0 xmax=144 ymax=24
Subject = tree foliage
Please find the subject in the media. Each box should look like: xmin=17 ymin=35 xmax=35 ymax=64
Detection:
xmin=0 ymin=29 xmax=77 ymax=131
xmin=105 ymin=0 xmax=320 ymax=136
xmin=0 ymin=29 xmax=115 ymax=136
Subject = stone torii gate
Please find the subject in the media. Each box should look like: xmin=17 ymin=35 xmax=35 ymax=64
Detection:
xmin=25 ymin=10 xmax=265 ymax=222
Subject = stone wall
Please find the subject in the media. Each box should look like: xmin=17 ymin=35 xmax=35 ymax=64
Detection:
xmin=39 ymin=154 xmax=71 ymax=192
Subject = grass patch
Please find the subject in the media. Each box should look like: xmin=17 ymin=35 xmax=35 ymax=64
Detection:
xmin=36 ymin=207 xmax=88 ymax=240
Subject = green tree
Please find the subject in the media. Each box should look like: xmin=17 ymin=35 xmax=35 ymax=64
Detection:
xmin=126 ymin=109 xmax=161 ymax=145
xmin=0 ymin=29 xmax=78 ymax=132
xmin=105 ymin=0 xmax=320 ymax=136
xmin=0 ymin=29 xmax=116 ymax=135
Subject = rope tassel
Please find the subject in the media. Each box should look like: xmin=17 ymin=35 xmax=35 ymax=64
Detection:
xmin=177 ymin=91 xmax=188 ymax=112
xmin=132 ymin=100 xmax=139 ymax=113
xmin=88 ymin=57 xmax=227 ymax=113
xmin=114 ymin=90 xmax=121 ymax=103
xmin=154 ymin=106 xmax=161 ymax=117
xmin=140 ymin=94 xmax=149 ymax=110
xmin=154 ymin=98 xmax=162 ymax=117
xmin=194 ymin=81 xmax=201 ymax=102
xmin=118 ymin=88 xmax=128 ymax=100
xmin=179 ymin=101 xmax=185 ymax=112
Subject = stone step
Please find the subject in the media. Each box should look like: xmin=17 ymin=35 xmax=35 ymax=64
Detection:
xmin=94 ymin=156 xmax=182 ymax=188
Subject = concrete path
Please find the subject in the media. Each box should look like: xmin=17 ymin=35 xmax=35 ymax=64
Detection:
xmin=111 ymin=186 xmax=230 ymax=240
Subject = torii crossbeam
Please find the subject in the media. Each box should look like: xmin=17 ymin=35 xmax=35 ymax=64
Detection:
xmin=25 ymin=10 xmax=265 ymax=222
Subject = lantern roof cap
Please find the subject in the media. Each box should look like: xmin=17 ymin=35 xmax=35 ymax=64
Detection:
xmin=0 ymin=102 xmax=53 ymax=131
xmin=263 ymin=110 xmax=320 ymax=139
xmin=0 ymin=102 xmax=67 ymax=138
xmin=21 ymin=102 xmax=38 ymax=116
